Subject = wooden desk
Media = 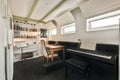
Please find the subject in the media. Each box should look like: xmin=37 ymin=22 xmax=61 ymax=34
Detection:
xmin=46 ymin=45 xmax=65 ymax=62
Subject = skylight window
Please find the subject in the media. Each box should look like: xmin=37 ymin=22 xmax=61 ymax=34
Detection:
xmin=50 ymin=28 xmax=57 ymax=35
xmin=87 ymin=10 xmax=120 ymax=31
xmin=61 ymin=23 xmax=76 ymax=34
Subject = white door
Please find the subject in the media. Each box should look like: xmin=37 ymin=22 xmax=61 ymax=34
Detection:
xmin=6 ymin=20 xmax=14 ymax=80
xmin=5 ymin=4 xmax=14 ymax=80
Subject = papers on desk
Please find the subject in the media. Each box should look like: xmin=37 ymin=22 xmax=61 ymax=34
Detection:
xmin=14 ymin=44 xmax=39 ymax=54
xmin=15 ymin=41 xmax=27 ymax=48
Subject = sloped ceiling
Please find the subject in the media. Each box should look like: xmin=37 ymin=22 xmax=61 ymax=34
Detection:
xmin=30 ymin=0 xmax=62 ymax=20
xmin=10 ymin=0 xmax=85 ymax=23
xmin=45 ymin=22 xmax=56 ymax=29
xmin=10 ymin=0 xmax=120 ymax=23
xmin=10 ymin=0 xmax=34 ymax=17
xmin=80 ymin=0 xmax=120 ymax=18
xmin=43 ymin=0 xmax=82 ymax=22
xmin=55 ymin=11 xmax=75 ymax=26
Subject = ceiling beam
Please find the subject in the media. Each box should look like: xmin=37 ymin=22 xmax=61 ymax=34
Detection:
xmin=39 ymin=0 xmax=66 ymax=21
xmin=27 ymin=0 xmax=39 ymax=18
xmin=13 ymin=15 xmax=46 ymax=24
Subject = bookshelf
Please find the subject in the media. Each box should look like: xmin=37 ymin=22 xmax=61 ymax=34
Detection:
xmin=14 ymin=24 xmax=38 ymax=39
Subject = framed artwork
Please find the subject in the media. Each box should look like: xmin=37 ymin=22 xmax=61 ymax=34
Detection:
xmin=40 ymin=29 xmax=47 ymax=38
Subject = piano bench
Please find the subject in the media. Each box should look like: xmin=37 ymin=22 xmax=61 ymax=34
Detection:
xmin=65 ymin=58 xmax=89 ymax=80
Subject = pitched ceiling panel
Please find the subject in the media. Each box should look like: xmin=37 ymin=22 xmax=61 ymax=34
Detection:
xmin=80 ymin=0 xmax=120 ymax=18
xmin=55 ymin=11 xmax=75 ymax=26
xmin=43 ymin=0 xmax=82 ymax=22
xmin=10 ymin=0 xmax=34 ymax=17
xmin=30 ymin=0 xmax=62 ymax=20
xmin=45 ymin=22 xmax=56 ymax=29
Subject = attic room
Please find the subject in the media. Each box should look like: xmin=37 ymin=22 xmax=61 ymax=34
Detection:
xmin=0 ymin=0 xmax=119 ymax=80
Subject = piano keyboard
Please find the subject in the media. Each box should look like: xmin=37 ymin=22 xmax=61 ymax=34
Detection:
xmin=67 ymin=49 xmax=112 ymax=59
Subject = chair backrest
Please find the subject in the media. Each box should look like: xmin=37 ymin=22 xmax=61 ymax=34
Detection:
xmin=41 ymin=40 xmax=48 ymax=57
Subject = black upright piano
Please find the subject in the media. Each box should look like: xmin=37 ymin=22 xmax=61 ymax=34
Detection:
xmin=48 ymin=41 xmax=118 ymax=80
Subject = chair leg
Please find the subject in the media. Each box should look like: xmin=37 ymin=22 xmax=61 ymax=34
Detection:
xmin=47 ymin=57 xmax=49 ymax=63
xmin=43 ymin=56 xmax=48 ymax=63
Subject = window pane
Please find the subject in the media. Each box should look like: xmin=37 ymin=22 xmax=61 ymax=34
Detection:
xmin=64 ymin=26 xmax=75 ymax=33
xmin=50 ymin=28 xmax=56 ymax=35
xmin=87 ymin=10 xmax=120 ymax=31
xmin=91 ymin=15 xmax=120 ymax=28
xmin=61 ymin=23 xmax=76 ymax=34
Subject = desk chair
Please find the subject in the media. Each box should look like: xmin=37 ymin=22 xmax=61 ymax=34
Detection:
xmin=41 ymin=40 xmax=58 ymax=63
xmin=65 ymin=58 xmax=89 ymax=80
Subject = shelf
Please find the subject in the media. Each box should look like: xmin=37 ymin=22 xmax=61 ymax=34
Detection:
xmin=14 ymin=24 xmax=38 ymax=40
xmin=14 ymin=25 xmax=38 ymax=32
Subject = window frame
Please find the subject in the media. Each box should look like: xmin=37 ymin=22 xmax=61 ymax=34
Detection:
xmin=61 ymin=23 xmax=76 ymax=34
xmin=87 ymin=10 xmax=120 ymax=31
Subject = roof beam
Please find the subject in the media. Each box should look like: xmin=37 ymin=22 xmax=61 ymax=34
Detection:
xmin=13 ymin=15 xmax=46 ymax=24
xmin=39 ymin=0 xmax=66 ymax=21
xmin=27 ymin=0 xmax=39 ymax=18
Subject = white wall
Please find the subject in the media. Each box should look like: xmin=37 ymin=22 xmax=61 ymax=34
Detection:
xmin=0 ymin=0 xmax=6 ymax=80
xmin=0 ymin=0 xmax=14 ymax=80
xmin=0 ymin=12 xmax=5 ymax=80
xmin=49 ymin=8 xmax=119 ymax=44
